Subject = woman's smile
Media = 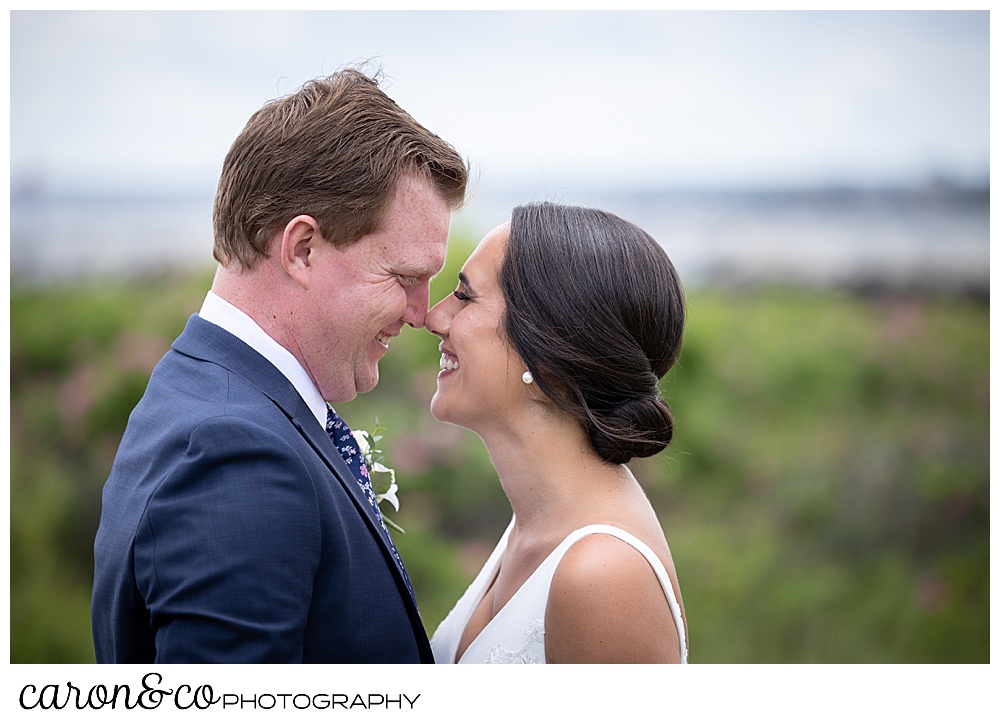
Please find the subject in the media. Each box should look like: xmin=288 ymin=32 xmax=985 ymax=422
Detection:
xmin=425 ymin=223 xmax=525 ymax=429
xmin=438 ymin=346 xmax=460 ymax=374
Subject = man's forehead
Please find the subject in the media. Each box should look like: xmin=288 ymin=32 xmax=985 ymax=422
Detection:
xmin=421 ymin=238 xmax=449 ymax=275
xmin=384 ymin=235 xmax=448 ymax=274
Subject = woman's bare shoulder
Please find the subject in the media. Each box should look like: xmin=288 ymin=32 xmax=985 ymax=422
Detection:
xmin=544 ymin=532 xmax=681 ymax=663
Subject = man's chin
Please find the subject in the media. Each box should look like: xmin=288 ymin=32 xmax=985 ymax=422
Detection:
xmin=354 ymin=370 xmax=379 ymax=395
xmin=321 ymin=372 xmax=370 ymax=405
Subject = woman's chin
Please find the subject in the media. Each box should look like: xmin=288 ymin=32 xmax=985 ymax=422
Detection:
xmin=428 ymin=391 xmax=449 ymax=424
xmin=431 ymin=391 xmax=473 ymax=429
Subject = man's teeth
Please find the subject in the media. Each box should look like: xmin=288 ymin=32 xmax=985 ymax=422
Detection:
xmin=376 ymin=333 xmax=390 ymax=348
xmin=439 ymin=355 xmax=459 ymax=371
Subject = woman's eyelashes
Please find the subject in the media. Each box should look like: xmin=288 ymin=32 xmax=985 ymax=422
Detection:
xmin=453 ymin=289 xmax=472 ymax=302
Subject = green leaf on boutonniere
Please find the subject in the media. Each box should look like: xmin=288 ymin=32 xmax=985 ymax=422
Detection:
xmin=352 ymin=420 xmax=405 ymax=534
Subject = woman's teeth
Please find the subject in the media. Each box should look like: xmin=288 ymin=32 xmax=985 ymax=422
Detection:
xmin=376 ymin=333 xmax=390 ymax=349
xmin=439 ymin=355 xmax=459 ymax=371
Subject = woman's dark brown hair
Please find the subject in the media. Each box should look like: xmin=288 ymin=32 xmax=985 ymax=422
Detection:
xmin=501 ymin=203 xmax=685 ymax=464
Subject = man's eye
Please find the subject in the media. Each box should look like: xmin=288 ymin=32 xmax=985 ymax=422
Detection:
xmin=453 ymin=290 xmax=471 ymax=301
xmin=398 ymin=275 xmax=420 ymax=287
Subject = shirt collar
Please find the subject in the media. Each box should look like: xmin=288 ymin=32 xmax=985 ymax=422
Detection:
xmin=198 ymin=290 xmax=329 ymax=428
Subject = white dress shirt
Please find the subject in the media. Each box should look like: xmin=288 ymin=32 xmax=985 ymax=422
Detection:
xmin=198 ymin=290 xmax=329 ymax=429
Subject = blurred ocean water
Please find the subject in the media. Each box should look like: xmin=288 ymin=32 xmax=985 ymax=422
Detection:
xmin=460 ymin=184 xmax=989 ymax=293
xmin=11 ymin=194 xmax=216 ymax=284
xmin=11 ymin=184 xmax=989 ymax=292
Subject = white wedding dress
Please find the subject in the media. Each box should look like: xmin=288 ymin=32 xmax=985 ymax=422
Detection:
xmin=431 ymin=518 xmax=688 ymax=664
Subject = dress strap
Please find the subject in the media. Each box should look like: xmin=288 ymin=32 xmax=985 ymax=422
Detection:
xmin=550 ymin=524 xmax=688 ymax=664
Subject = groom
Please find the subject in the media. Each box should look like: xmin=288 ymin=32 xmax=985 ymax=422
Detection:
xmin=91 ymin=69 xmax=467 ymax=663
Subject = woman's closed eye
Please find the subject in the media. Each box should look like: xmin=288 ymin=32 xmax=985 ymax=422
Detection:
xmin=453 ymin=273 xmax=476 ymax=302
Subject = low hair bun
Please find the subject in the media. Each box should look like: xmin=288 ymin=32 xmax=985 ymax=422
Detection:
xmin=586 ymin=397 xmax=675 ymax=465
xmin=501 ymin=202 xmax=685 ymax=466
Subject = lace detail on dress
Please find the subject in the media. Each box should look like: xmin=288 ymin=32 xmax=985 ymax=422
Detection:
xmin=484 ymin=619 xmax=545 ymax=664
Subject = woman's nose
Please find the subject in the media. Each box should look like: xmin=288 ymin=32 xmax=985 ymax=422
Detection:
xmin=425 ymin=297 xmax=451 ymax=338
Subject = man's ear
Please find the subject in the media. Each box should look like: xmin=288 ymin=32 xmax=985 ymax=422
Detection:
xmin=279 ymin=215 xmax=322 ymax=290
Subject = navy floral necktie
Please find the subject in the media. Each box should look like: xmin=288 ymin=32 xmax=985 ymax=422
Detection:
xmin=325 ymin=406 xmax=414 ymax=598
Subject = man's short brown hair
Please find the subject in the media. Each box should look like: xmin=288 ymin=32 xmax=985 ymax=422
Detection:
xmin=213 ymin=68 xmax=469 ymax=270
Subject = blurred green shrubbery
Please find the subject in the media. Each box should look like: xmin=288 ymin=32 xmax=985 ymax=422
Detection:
xmin=9 ymin=235 xmax=988 ymax=662
xmin=11 ymin=273 xmax=212 ymax=663
xmin=649 ymin=290 xmax=988 ymax=662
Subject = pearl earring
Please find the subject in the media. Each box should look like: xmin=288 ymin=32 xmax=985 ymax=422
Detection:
xmin=522 ymin=371 xmax=534 ymax=384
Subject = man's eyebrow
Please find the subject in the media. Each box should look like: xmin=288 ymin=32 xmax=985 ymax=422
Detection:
xmin=458 ymin=272 xmax=476 ymax=295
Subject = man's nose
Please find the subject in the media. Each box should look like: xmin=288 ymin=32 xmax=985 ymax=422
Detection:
xmin=402 ymin=284 xmax=431 ymax=328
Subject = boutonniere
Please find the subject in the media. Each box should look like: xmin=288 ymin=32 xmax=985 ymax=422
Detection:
xmin=352 ymin=418 xmax=404 ymax=534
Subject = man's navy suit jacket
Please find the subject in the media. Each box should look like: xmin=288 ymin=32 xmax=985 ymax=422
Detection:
xmin=92 ymin=315 xmax=432 ymax=663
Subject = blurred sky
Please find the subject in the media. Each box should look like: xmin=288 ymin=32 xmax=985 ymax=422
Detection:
xmin=10 ymin=10 xmax=990 ymax=196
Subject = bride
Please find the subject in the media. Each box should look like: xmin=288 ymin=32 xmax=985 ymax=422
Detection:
xmin=425 ymin=202 xmax=688 ymax=664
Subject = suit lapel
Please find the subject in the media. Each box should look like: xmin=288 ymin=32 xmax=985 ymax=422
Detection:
xmin=295 ymin=418 xmax=432 ymax=662
xmin=172 ymin=315 xmax=430 ymax=659
xmin=290 ymin=411 xmax=418 ymax=597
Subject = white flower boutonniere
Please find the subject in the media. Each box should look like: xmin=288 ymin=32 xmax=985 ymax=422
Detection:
xmin=352 ymin=418 xmax=404 ymax=534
